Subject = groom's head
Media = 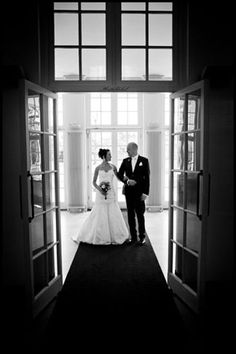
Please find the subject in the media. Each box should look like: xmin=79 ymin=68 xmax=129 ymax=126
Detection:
xmin=127 ymin=142 xmax=138 ymax=157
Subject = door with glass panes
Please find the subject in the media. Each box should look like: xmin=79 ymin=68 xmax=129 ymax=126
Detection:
xmin=21 ymin=80 xmax=62 ymax=317
xmin=168 ymin=80 xmax=209 ymax=313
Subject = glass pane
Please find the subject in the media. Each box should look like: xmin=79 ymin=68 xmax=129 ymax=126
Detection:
xmin=186 ymin=213 xmax=201 ymax=253
xmin=101 ymin=97 xmax=111 ymax=112
xmin=30 ymin=175 xmax=43 ymax=214
xmin=118 ymin=112 xmax=127 ymax=125
xmin=173 ymin=208 xmax=184 ymax=244
xmin=183 ymin=252 xmax=198 ymax=292
xmin=31 ymin=215 xmax=44 ymax=253
xmin=82 ymin=14 xmax=105 ymax=45
xmin=174 ymin=97 xmax=185 ymax=132
xmin=122 ymin=14 xmax=145 ymax=45
xmin=91 ymin=97 xmax=100 ymax=111
xmin=46 ymin=98 xmax=54 ymax=133
xmin=54 ymin=2 xmax=78 ymax=10
xmin=46 ymin=209 xmax=57 ymax=244
xmin=54 ymin=14 xmax=78 ymax=45
xmin=186 ymin=173 xmax=198 ymax=212
xmin=128 ymin=112 xmax=138 ymax=125
xmin=173 ymin=172 xmax=184 ymax=207
xmin=28 ymin=95 xmax=41 ymax=131
xmin=48 ymin=246 xmax=59 ymax=282
xmin=33 ymin=254 xmax=47 ymax=296
xmin=122 ymin=49 xmax=145 ymax=80
xmin=29 ymin=134 xmax=42 ymax=173
xmin=128 ymin=98 xmax=137 ymax=111
xmin=45 ymin=173 xmax=56 ymax=209
xmin=91 ymin=112 xmax=101 ymax=125
xmin=122 ymin=2 xmax=145 ymax=11
xmin=118 ymin=97 xmax=127 ymax=111
xmin=81 ymin=2 xmax=105 ymax=10
xmin=149 ymin=14 xmax=172 ymax=46
xmin=172 ymin=243 xmax=182 ymax=280
xmin=101 ymin=112 xmax=111 ymax=125
xmin=149 ymin=49 xmax=172 ymax=80
xmin=55 ymin=48 xmax=79 ymax=80
xmin=173 ymin=134 xmax=184 ymax=170
xmin=149 ymin=3 xmax=173 ymax=11
xmin=102 ymin=132 xmax=112 ymax=146
xmin=82 ymin=49 xmax=106 ymax=80
xmin=188 ymin=92 xmax=201 ymax=130
xmin=44 ymin=135 xmax=55 ymax=171
xmin=187 ymin=132 xmax=200 ymax=171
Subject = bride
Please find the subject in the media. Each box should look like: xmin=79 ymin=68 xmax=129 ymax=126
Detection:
xmin=72 ymin=148 xmax=129 ymax=245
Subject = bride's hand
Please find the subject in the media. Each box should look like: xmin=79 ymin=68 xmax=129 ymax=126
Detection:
xmin=98 ymin=187 xmax=106 ymax=195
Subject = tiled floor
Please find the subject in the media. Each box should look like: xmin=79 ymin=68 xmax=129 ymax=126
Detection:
xmin=60 ymin=209 xmax=169 ymax=283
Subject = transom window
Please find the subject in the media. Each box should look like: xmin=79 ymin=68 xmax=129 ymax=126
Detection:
xmin=51 ymin=2 xmax=177 ymax=91
xmin=121 ymin=2 xmax=172 ymax=81
xmin=54 ymin=2 xmax=106 ymax=81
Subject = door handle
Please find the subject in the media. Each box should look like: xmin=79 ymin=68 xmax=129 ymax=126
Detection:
xmin=207 ymin=173 xmax=211 ymax=216
xmin=196 ymin=170 xmax=203 ymax=220
xmin=27 ymin=171 xmax=35 ymax=222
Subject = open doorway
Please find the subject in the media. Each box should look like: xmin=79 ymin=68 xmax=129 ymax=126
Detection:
xmin=57 ymin=92 xmax=170 ymax=282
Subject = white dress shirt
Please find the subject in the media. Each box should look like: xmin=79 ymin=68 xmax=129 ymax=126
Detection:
xmin=131 ymin=154 xmax=139 ymax=172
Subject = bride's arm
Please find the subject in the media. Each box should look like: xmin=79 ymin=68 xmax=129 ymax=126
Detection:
xmin=112 ymin=164 xmax=119 ymax=179
xmin=93 ymin=167 xmax=104 ymax=194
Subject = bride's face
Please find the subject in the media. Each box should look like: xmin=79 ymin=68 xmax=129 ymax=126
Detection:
xmin=106 ymin=151 xmax=112 ymax=161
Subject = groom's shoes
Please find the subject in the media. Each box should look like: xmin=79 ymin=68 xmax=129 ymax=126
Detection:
xmin=126 ymin=238 xmax=137 ymax=244
xmin=137 ymin=238 xmax=146 ymax=246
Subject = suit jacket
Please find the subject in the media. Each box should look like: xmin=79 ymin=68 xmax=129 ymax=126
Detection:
xmin=117 ymin=155 xmax=150 ymax=197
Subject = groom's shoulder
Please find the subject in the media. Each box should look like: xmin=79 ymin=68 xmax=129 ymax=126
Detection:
xmin=140 ymin=155 xmax=149 ymax=162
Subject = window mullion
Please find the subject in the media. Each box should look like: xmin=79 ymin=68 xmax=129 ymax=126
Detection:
xmin=145 ymin=2 xmax=149 ymax=81
xmin=78 ymin=2 xmax=82 ymax=80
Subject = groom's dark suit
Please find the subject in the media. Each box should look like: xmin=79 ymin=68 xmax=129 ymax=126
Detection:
xmin=118 ymin=155 xmax=150 ymax=241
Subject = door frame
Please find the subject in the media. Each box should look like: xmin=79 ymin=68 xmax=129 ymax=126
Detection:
xmin=167 ymin=79 xmax=209 ymax=313
xmin=19 ymin=79 xmax=63 ymax=317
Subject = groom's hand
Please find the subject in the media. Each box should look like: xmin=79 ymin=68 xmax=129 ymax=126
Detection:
xmin=127 ymin=179 xmax=137 ymax=186
xmin=141 ymin=193 xmax=148 ymax=201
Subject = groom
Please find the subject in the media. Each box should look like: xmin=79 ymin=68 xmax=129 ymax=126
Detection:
xmin=118 ymin=142 xmax=150 ymax=245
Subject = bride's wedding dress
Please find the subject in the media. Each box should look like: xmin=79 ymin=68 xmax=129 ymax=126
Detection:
xmin=72 ymin=169 xmax=129 ymax=245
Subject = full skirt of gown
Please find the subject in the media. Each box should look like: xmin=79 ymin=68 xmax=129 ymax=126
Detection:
xmin=72 ymin=170 xmax=129 ymax=245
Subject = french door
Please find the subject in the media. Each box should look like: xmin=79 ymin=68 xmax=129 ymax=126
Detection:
xmin=87 ymin=129 xmax=140 ymax=208
xmin=168 ymin=80 xmax=209 ymax=313
xmin=21 ymin=80 xmax=62 ymax=317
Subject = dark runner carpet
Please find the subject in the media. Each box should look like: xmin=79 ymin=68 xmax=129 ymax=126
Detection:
xmin=42 ymin=213 xmax=188 ymax=353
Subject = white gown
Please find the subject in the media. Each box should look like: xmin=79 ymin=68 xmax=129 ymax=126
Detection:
xmin=72 ymin=169 xmax=129 ymax=245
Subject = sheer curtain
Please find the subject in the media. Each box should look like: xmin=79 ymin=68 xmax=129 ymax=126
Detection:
xmin=146 ymin=130 xmax=163 ymax=211
xmin=66 ymin=130 xmax=85 ymax=211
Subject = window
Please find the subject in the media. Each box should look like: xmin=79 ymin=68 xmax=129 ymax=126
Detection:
xmin=54 ymin=2 xmax=106 ymax=81
xmin=87 ymin=92 xmax=141 ymax=206
xmin=121 ymin=2 xmax=173 ymax=81
xmin=49 ymin=2 xmax=180 ymax=91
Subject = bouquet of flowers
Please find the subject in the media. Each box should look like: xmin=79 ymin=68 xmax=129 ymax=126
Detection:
xmin=99 ymin=181 xmax=111 ymax=199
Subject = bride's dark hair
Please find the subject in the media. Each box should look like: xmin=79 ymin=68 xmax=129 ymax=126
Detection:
xmin=98 ymin=148 xmax=109 ymax=159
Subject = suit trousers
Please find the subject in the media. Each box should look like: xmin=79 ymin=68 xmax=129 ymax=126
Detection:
xmin=125 ymin=194 xmax=146 ymax=240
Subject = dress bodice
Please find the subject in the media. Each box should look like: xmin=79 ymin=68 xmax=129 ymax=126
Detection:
xmin=98 ymin=168 xmax=114 ymax=184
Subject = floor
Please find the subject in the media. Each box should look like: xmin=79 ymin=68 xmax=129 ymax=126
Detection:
xmin=60 ymin=209 xmax=168 ymax=283
xmin=34 ymin=209 xmax=204 ymax=353
xmin=61 ymin=209 xmax=206 ymax=352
